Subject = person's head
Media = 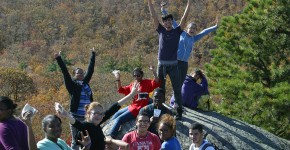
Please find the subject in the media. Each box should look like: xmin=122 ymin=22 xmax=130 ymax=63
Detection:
xmin=162 ymin=14 xmax=174 ymax=30
xmin=42 ymin=115 xmax=62 ymax=142
xmin=186 ymin=22 xmax=198 ymax=36
xmin=157 ymin=114 xmax=176 ymax=141
xmin=73 ymin=68 xmax=85 ymax=81
xmin=152 ymin=88 xmax=165 ymax=108
xmin=132 ymin=67 xmax=144 ymax=82
xmin=189 ymin=123 xmax=204 ymax=145
xmin=136 ymin=112 xmax=151 ymax=134
xmin=85 ymin=102 xmax=104 ymax=125
xmin=191 ymin=68 xmax=204 ymax=80
xmin=0 ymin=96 xmax=17 ymax=121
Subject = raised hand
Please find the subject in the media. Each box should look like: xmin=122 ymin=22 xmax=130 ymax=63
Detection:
xmin=78 ymin=130 xmax=91 ymax=149
xmin=130 ymin=81 xmax=140 ymax=96
xmin=54 ymin=51 xmax=61 ymax=58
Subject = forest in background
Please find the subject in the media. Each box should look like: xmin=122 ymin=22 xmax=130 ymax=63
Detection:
xmin=1 ymin=0 xmax=289 ymax=142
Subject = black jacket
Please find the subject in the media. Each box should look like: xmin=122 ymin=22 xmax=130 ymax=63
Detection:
xmin=56 ymin=52 xmax=95 ymax=112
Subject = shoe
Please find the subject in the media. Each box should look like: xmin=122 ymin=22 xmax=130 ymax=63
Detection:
xmin=160 ymin=1 xmax=167 ymax=7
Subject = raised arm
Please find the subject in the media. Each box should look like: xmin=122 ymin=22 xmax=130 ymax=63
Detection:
xmin=149 ymin=65 xmax=159 ymax=83
xmin=117 ymin=82 xmax=140 ymax=106
xmin=22 ymin=111 xmax=37 ymax=150
xmin=148 ymin=0 xmax=160 ymax=30
xmin=84 ymin=48 xmax=96 ymax=82
xmin=179 ymin=0 xmax=191 ymax=30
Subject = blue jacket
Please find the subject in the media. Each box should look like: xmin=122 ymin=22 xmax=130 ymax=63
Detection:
xmin=177 ymin=25 xmax=218 ymax=62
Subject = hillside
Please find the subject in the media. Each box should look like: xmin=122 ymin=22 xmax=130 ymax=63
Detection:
xmin=1 ymin=0 xmax=290 ymax=144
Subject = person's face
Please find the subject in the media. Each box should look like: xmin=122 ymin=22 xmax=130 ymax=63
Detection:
xmin=44 ymin=118 xmax=62 ymax=140
xmin=187 ymin=24 xmax=197 ymax=36
xmin=75 ymin=69 xmax=84 ymax=81
xmin=87 ymin=106 xmax=104 ymax=125
xmin=153 ymin=91 xmax=165 ymax=107
xmin=191 ymin=72 xmax=200 ymax=80
xmin=158 ymin=123 xmax=173 ymax=141
xmin=189 ymin=129 xmax=203 ymax=144
xmin=0 ymin=102 xmax=11 ymax=121
xmin=133 ymin=72 xmax=143 ymax=82
xmin=162 ymin=18 xmax=173 ymax=30
xmin=136 ymin=115 xmax=150 ymax=133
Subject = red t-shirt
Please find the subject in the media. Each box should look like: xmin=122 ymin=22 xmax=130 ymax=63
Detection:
xmin=121 ymin=130 xmax=161 ymax=150
xmin=118 ymin=79 xmax=160 ymax=117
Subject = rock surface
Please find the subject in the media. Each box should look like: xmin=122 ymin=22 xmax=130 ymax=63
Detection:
xmin=102 ymin=107 xmax=290 ymax=150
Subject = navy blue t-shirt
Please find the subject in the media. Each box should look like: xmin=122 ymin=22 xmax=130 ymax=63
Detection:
xmin=157 ymin=23 xmax=183 ymax=61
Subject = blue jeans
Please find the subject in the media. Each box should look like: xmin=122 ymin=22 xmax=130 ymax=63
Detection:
xmin=157 ymin=63 xmax=182 ymax=109
xmin=178 ymin=60 xmax=188 ymax=86
xmin=108 ymin=106 xmax=135 ymax=137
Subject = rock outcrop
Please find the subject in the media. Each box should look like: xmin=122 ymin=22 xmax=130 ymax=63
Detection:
xmin=103 ymin=107 xmax=290 ymax=150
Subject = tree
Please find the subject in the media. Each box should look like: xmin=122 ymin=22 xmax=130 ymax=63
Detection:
xmin=0 ymin=67 xmax=37 ymax=101
xmin=206 ymin=0 xmax=290 ymax=139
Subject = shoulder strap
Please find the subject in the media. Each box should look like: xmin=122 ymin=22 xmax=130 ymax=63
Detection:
xmin=201 ymin=143 xmax=214 ymax=150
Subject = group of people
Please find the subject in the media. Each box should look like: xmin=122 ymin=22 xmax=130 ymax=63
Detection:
xmin=0 ymin=0 xmax=219 ymax=150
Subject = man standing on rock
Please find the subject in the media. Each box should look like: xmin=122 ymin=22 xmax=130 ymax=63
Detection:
xmin=147 ymin=0 xmax=191 ymax=120
xmin=189 ymin=123 xmax=215 ymax=150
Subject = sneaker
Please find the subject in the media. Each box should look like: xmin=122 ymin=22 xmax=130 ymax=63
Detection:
xmin=160 ymin=1 xmax=168 ymax=7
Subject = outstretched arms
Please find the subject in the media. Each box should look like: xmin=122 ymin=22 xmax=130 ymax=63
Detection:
xmin=179 ymin=0 xmax=191 ymax=30
xmin=148 ymin=0 xmax=159 ymax=30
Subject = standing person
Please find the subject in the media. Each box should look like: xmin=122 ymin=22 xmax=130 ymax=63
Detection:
xmin=139 ymin=88 xmax=173 ymax=136
xmin=54 ymin=49 xmax=95 ymax=150
xmin=108 ymin=67 xmax=160 ymax=138
xmin=148 ymin=0 xmax=191 ymax=120
xmin=189 ymin=123 xmax=215 ymax=150
xmin=161 ymin=2 xmax=218 ymax=86
xmin=170 ymin=69 xmax=209 ymax=110
xmin=56 ymin=83 xmax=139 ymax=150
xmin=157 ymin=114 xmax=182 ymax=150
xmin=121 ymin=112 xmax=161 ymax=150
xmin=0 ymin=96 xmax=30 ymax=150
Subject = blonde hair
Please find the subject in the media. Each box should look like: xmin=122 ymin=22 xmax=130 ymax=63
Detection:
xmin=84 ymin=102 xmax=103 ymax=121
xmin=157 ymin=114 xmax=176 ymax=135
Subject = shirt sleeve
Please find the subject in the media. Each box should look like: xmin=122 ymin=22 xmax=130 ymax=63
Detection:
xmin=118 ymin=83 xmax=133 ymax=95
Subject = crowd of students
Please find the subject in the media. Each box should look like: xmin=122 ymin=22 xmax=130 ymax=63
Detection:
xmin=0 ymin=0 xmax=218 ymax=149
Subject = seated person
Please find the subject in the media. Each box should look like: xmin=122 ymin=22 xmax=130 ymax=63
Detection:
xmin=109 ymin=67 xmax=160 ymax=138
xmin=189 ymin=123 xmax=215 ymax=150
xmin=171 ymin=69 xmax=209 ymax=109
xmin=139 ymin=88 xmax=173 ymax=136
xmin=157 ymin=114 xmax=182 ymax=150
xmin=121 ymin=112 xmax=161 ymax=150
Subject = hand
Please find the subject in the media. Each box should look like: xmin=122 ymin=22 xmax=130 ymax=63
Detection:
xmin=90 ymin=47 xmax=95 ymax=52
xmin=105 ymin=136 xmax=112 ymax=144
xmin=54 ymin=51 xmax=61 ymax=58
xmin=21 ymin=111 xmax=33 ymax=126
xmin=55 ymin=104 xmax=69 ymax=118
xmin=78 ymin=130 xmax=91 ymax=148
xmin=130 ymin=81 xmax=140 ymax=96
xmin=215 ymin=15 xmax=219 ymax=25
xmin=149 ymin=65 xmax=155 ymax=71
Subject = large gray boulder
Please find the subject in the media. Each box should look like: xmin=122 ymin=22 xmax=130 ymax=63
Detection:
xmin=102 ymin=107 xmax=290 ymax=150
